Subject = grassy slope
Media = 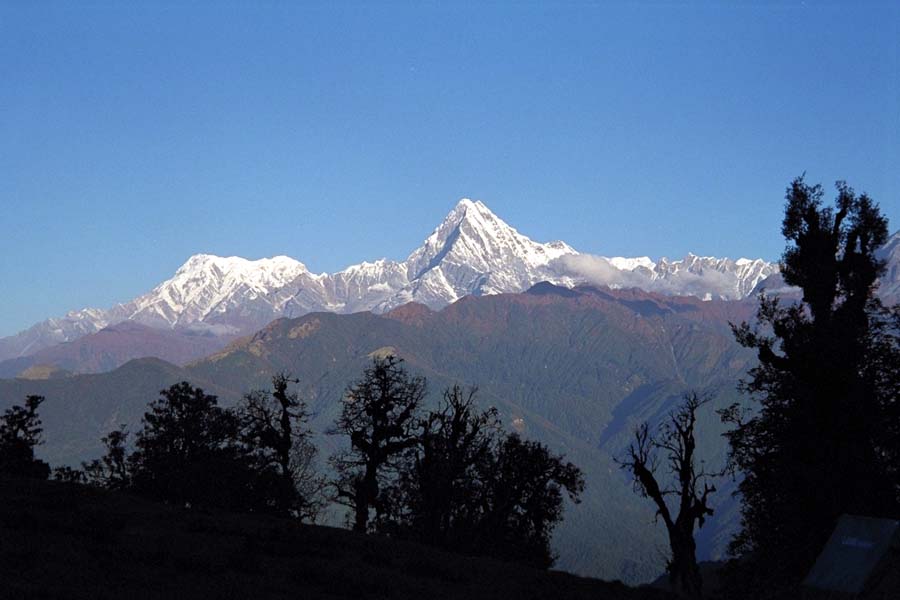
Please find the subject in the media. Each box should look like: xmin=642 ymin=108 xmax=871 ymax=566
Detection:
xmin=0 ymin=477 xmax=674 ymax=600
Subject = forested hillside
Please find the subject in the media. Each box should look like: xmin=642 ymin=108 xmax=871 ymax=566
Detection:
xmin=0 ymin=284 xmax=757 ymax=583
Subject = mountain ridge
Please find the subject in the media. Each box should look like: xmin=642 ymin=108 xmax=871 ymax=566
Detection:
xmin=0 ymin=321 xmax=236 ymax=378
xmin=4 ymin=199 xmax=894 ymax=365
xmin=0 ymin=283 xmax=757 ymax=583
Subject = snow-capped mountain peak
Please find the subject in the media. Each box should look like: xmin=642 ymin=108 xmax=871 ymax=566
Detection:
xmin=10 ymin=199 xmax=894 ymax=365
xmin=392 ymin=198 xmax=579 ymax=309
xmin=121 ymin=254 xmax=311 ymax=329
xmin=173 ymin=253 xmax=309 ymax=280
xmin=557 ymin=249 xmax=781 ymax=301
xmin=607 ymin=256 xmax=656 ymax=271
xmin=407 ymin=198 xmax=575 ymax=274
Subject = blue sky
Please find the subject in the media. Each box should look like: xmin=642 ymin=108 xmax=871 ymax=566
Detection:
xmin=1 ymin=1 xmax=898 ymax=336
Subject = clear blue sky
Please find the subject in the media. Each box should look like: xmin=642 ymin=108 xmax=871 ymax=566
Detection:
xmin=1 ymin=1 xmax=898 ymax=336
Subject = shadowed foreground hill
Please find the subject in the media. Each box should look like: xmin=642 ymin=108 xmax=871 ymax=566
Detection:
xmin=0 ymin=478 xmax=672 ymax=600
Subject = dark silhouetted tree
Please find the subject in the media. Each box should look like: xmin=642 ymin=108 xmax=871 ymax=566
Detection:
xmin=0 ymin=395 xmax=50 ymax=480
xmin=397 ymin=385 xmax=500 ymax=546
xmin=383 ymin=384 xmax=582 ymax=568
xmin=722 ymin=177 xmax=899 ymax=590
xmin=82 ymin=427 xmax=131 ymax=490
xmin=473 ymin=433 xmax=584 ymax=568
xmin=52 ymin=465 xmax=86 ymax=483
xmin=128 ymin=382 xmax=256 ymax=510
xmin=620 ymin=392 xmax=716 ymax=598
xmin=329 ymin=355 xmax=425 ymax=532
xmin=238 ymin=373 xmax=325 ymax=521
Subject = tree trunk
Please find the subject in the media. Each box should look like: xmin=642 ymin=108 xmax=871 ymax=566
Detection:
xmin=353 ymin=463 xmax=378 ymax=533
xmin=353 ymin=481 xmax=368 ymax=533
xmin=668 ymin=528 xmax=703 ymax=598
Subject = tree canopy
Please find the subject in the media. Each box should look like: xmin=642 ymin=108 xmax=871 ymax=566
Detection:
xmin=390 ymin=384 xmax=585 ymax=568
xmin=329 ymin=355 xmax=426 ymax=532
xmin=238 ymin=373 xmax=325 ymax=520
xmin=128 ymin=382 xmax=256 ymax=510
xmin=722 ymin=177 xmax=900 ymax=592
xmin=0 ymin=395 xmax=50 ymax=480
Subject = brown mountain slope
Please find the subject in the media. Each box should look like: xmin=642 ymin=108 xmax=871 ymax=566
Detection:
xmin=0 ymin=284 xmax=758 ymax=584
xmin=0 ymin=321 xmax=234 ymax=378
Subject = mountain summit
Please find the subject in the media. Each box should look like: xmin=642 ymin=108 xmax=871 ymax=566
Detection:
xmin=407 ymin=199 xmax=575 ymax=281
xmin=124 ymin=254 xmax=311 ymax=330
xmin=0 ymin=199 xmax=584 ymax=360
xmin=385 ymin=199 xmax=578 ymax=310
xmin=8 ymin=199 xmax=894 ymax=364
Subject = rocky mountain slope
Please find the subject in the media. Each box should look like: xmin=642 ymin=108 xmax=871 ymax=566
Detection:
xmin=0 ymin=199 xmax=790 ymax=365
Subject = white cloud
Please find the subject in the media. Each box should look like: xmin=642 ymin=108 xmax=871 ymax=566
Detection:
xmin=553 ymin=254 xmax=762 ymax=300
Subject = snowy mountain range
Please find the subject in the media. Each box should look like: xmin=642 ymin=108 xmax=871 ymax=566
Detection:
xmin=1 ymin=198 xmax=896 ymax=364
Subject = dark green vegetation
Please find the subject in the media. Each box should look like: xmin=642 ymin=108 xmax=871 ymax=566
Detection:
xmin=331 ymin=355 xmax=428 ymax=533
xmin=0 ymin=285 xmax=756 ymax=582
xmin=42 ymin=358 xmax=584 ymax=572
xmin=721 ymin=178 xmax=900 ymax=597
xmin=239 ymin=373 xmax=325 ymax=520
xmin=0 ymin=477 xmax=675 ymax=600
xmin=329 ymin=360 xmax=584 ymax=568
xmin=0 ymin=394 xmax=50 ymax=479
xmin=52 ymin=378 xmax=325 ymax=521
xmin=127 ymin=382 xmax=266 ymax=511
